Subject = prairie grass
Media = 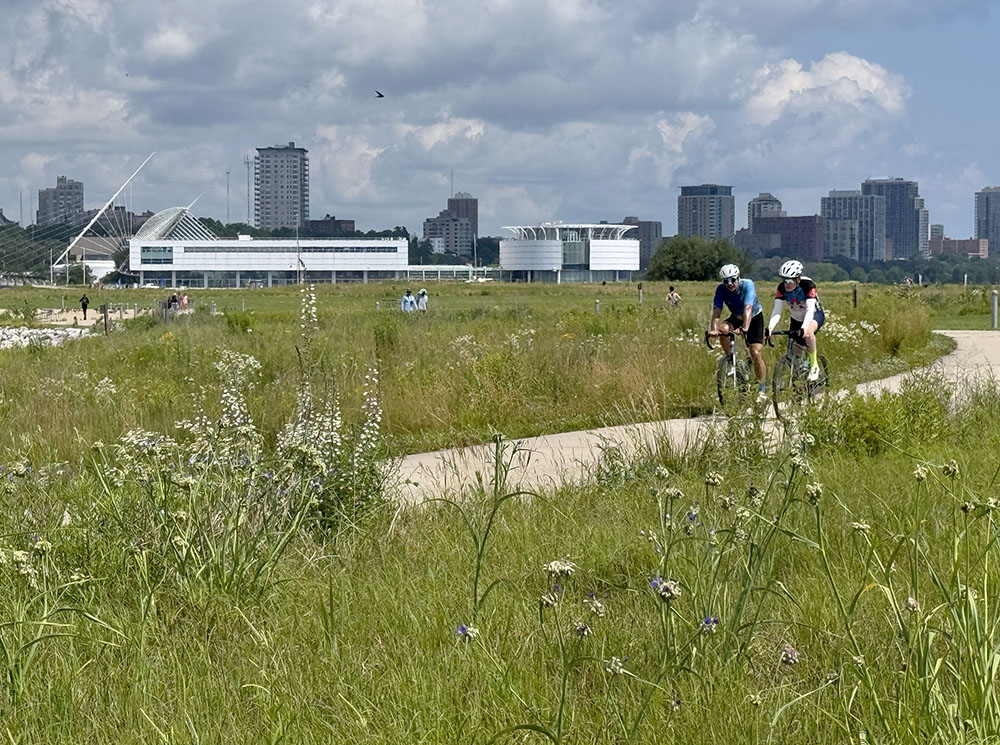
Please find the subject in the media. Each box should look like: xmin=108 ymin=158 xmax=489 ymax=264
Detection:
xmin=0 ymin=281 xmax=959 ymax=461
xmin=0 ymin=280 xmax=988 ymax=742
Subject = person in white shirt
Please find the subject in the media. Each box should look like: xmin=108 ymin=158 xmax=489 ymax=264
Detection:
xmin=400 ymin=289 xmax=417 ymax=312
xmin=416 ymin=288 xmax=429 ymax=311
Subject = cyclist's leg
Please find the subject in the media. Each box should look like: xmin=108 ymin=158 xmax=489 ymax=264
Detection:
xmin=745 ymin=312 xmax=767 ymax=391
xmin=803 ymin=310 xmax=824 ymax=379
xmin=719 ymin=317 xmax=737 ymax=356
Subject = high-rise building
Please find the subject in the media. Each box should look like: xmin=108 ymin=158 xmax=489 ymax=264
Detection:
xmin=751 ymin=215 xmax=825 ymax=262
xmin=861 ymin=178 xmax=922 ymax=260
xmin=447 ymin=192 xmax=478 ymax=242
xmin=37 ymin=176 xmax=84 ymax=226
xmin=677 ymin=184 xmax=734 ymax=239
xmin=930 ymin=224 xmax=944 ymax=241
xmin=622 ymin=216 xmax=663 ymax=271
xmin=915 ymin=197 xmax=929 ymax=257
xmin=747 ymin=193 xmax=784 ymax=231
xmin=975 ymin=187 xmax=1000 ymax=258
xmin=254 ymin=142 xmax=309 ymax=231
xmin=819 ymin=190 xmax=886 ymax=262
xmin=423 ymin=209 xmax=472 ymax=259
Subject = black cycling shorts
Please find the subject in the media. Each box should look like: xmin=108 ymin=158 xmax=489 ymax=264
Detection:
xmin=724 ymin=311 xmax=765 ymax=346
xmin=789 ymin=309 xmax=825 ymax=335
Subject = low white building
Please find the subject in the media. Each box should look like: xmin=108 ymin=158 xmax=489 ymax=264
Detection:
xmin=129 ymin=207 xmax=408 ymax=287
xmin=500 ymin=223 xmax=639 ymax=282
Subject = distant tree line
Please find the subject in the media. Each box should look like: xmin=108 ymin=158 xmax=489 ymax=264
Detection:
xmin=645 ymin=235 xmax=1000 ymax=285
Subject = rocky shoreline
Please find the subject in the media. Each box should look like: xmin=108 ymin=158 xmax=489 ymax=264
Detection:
xmin=0 ymin=326 xmax=89 ymax=349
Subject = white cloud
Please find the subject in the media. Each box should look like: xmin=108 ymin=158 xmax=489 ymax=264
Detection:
xmin=142 ymin=27 xmax=201 ymax=61
xmin=742 ymin=52 xmax=908 ymax=127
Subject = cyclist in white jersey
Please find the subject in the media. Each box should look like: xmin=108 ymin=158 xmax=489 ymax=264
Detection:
xmin=766 ymin=260 xmax=826 ymax=381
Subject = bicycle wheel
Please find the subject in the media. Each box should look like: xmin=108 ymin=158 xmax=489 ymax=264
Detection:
xmin=717 ymin=355 xmax=752 ymax=406
xmin=771 ymin=354 xmax=808 ymax=419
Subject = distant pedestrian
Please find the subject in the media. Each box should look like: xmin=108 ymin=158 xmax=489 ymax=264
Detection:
xmin=400 ymin=289 xmax=416 ymax=312
xmin=170 ymin=293 xmax=179 ymax=310
xmin=416 ymin=288 xmax=429 ymax=311
xmin=181 ymin=293 xmax=189 ymax=310
xmin=79 ymin=294 xmax=90 ymax=320
xmin=667 ymin=286 xmax=681 ymax=307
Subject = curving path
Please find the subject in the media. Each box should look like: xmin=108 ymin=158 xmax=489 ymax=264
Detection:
xmin=393 ymin=331 xmax=1000 ymax=505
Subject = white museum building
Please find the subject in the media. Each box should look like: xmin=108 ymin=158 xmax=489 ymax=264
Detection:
xmin=129 ymin=207 xmax=409 ymax=287
xmin=500 ymin=223 xmax=639 ymax=282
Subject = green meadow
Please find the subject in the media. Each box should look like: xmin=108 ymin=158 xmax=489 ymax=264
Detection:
xmin=0 ymin=280 xmax=993 ymax=743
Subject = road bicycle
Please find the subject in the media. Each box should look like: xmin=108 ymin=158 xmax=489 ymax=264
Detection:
xmin=704 ymin=329 xmax=756 ymax=406
xmin=768 ymin=329 xmax=829 ymax=419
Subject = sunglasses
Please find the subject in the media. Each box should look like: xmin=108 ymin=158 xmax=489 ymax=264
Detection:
xmin=723 ymin=278 xmax=738 ymax=285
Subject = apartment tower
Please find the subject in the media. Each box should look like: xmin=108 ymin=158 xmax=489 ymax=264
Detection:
xmin=254 ymin=142 xmax=309 ymax=231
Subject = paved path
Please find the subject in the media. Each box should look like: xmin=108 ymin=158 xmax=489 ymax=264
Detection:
xmin=393 ymin=331 xmax=1000 ymax=505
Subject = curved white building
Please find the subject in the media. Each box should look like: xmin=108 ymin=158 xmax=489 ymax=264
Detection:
xmin=500 ymin=222 xmax=639 ymax=282
xmin=130 ymin=207 xmax=408 ymax=286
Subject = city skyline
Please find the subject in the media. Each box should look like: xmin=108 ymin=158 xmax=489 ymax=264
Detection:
xmin=0 ymin=1 xmax=996 ymax=238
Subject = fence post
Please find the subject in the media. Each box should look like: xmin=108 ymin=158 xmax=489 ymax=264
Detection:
xmin=210 ymin=301 xmax=217 ymax=316
xmin=595 ymin=299 xmax=600 ymax=314
xmin=637 ymin=282 xmax=643 ymax=305
xmin=992 ymin=290 xmax=998 ymax=330
xmin=852 ymin=284 xmax=858 ymax=309
xmin=375 ymin=301 xmax=380 ymax=310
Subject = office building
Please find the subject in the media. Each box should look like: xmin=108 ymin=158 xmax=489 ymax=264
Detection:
xmin=861 ymin=178 xmax=923 ymax=259
xmin=447 ymin=192 xmax=479 ymax=241
xmin=751 ymin=215 xmax=825 ymax=262
xmin=423 ymin=209 xmax=473 ymax=259
xmin=677 ymin=184 xmax=734 ymax=239
xmin=915 ymin=197 xmax=929 ymax=257
xmin=929 ymin=237 xmax=988 ymax=259
xmin=254 ymin=142 xmax=309 ymax=231
xmin=819 ymin=190 xmax=886 ymax=262
xmin=622 ymin=216 xmax=663 ymax=271
xmin=930 ymin=224 xmax=944 ymax=241
xmin=500 ymin=222 xmax=638 ymax=282
xmin=747 ymin=193 xmax=784 ymax=231
xmin=976 ymin=187 xmax=1000 ymax=259
xmin=37 ymin=176 xmax=85 ymax=226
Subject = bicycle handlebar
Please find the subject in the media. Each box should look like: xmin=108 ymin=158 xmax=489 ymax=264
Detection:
xmin=704 ymin=329 xmax=739 ymax=349
xmin=766 ymin=328 xmax=806 ymax=348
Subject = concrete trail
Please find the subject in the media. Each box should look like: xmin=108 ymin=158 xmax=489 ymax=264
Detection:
xmin=394 ymin=331 xmax=1000 ymax=505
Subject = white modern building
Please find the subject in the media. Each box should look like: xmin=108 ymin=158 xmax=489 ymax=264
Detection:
xmin=500 ymin=223 xmax=639 ymax=282
xmin=130 ymin=207 xmax=408 ymax=286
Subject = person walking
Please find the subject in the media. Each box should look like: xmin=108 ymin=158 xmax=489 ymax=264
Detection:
xmin=666 ymin=286 xmax=681 ymax=307
xmin=181 ymin=293 xmax=189 ymax=311
xmin=400 ymin=289 xmax=417 ymax=312
xmin=79 ymin=293 xmax=90 ymax=320
xmin=416 ymin=288 xmax=429 ymax=311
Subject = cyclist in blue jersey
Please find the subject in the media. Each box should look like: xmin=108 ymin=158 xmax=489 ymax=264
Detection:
xmin=766 ymin=260 xmax=826 ymax=381
xmin=708 ymin=263 xmax=767 ymax=399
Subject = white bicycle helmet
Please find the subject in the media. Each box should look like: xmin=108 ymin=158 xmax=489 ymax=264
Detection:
xmin=779 ymin=260 xmax=803 ymax=279
xmin=719 ymin=264 xmax=741 ymax=281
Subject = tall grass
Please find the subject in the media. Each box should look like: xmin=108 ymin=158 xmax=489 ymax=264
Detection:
xmin=0 ymin=282 xmax=990 ymax=742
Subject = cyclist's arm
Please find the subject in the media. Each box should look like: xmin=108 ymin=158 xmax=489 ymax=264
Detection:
xmin=767 ymin=299 xmax=784 ymax=333
xmin=742 ymin=304 xmax=753 ymax=333
xmin=802 ymin=297 xmax=817 ymax=329
xmin=709 ymin=306 xmax=722 ymax=334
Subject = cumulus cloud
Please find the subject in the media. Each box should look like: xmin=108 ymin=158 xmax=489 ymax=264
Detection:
xmin=742 ymin=52 xmax=908 ymax=127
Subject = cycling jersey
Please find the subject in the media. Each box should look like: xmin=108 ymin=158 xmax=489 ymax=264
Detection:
xmin=713 ymin=278 xmax=763 ymax=320
xmin=773 ymin=276 xmax=822 ymax=322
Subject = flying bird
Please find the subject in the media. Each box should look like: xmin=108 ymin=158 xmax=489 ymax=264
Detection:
xmin=375 ymin=90 xmax=384 ymax=98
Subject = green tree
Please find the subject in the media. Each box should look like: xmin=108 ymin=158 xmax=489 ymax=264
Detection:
xmin=645 ymin=236 xmax=750 ymax=281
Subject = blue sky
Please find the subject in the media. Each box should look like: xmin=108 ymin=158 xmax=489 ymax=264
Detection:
xmin=0 ymin=0 xmax=995 ymax=242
